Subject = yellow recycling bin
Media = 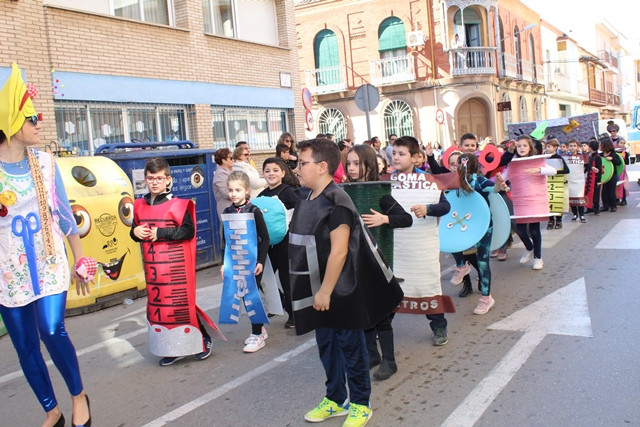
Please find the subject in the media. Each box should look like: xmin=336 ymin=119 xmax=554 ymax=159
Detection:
xmin=56 ymin=156 xmax=146 ymax=314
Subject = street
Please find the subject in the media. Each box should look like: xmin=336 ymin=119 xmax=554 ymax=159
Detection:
xmin=2 ymin=174 xmax=640 ymax=427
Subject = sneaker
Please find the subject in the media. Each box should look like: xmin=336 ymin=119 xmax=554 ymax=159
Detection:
xmin=159 ymin=356 xmax=185 ymax=366
xmin=490 ymin=249 xmax=499 ymax=258
xmin=571 ymin=215 xmax=578 ymax=221
xmin=473 ymin=295 xmax=495 ymax=315
xmin=304 ymin=397 xmax=349 ymax=422
xmin=244 ymin=327 xmax=268 ymax=344
xmin=284 ymin=315 xmax=295 ymax=329
xmin=555 ymin=221 xmax=563 ymax=229
xmin=432 ymin=328 xmax=448 ymax=346
xmin=497 ymin=249 xmax=507 ymax=261
xmin=243 ymin=334 xmax=265 ymax=353
xmin=519 ymin=250 xmax=534 ymax=264
xmin=580 ymin=216 xmax=586 ymax=223
xmin=195 ymin=337 xmax=212 ymax=361
xmin=532 ymin=258 xmax=544 ymax=270
xmin=343 ymin=403 xmax=372 ymax=427
xmin=594 ymin=210 xmax=600 ymax=216
xmin=450 ymin=262 xmax=471 ymax=285
xmin=546 ymin=220 xmax=554 ymax=230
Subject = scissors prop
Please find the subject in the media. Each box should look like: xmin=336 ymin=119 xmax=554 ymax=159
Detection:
xmin=12 ymin=213 xmax=42 ymax=295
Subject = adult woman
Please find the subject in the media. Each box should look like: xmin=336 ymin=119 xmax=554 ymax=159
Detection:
xmin=212 ymin=147 xmax=233 ymax=219
xmin=232 ymin=145 xmax=266 ymax=199
xmin=0 ymin=64 xmax=91 ymax=427
xmin=277 ymin=132 xmax=298 ymax=169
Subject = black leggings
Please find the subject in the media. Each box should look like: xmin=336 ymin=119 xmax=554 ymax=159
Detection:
xmin=601 ymin=177 xmax=618 ymax=209
xmin=515 ymin=222 xmax=542 ymax=259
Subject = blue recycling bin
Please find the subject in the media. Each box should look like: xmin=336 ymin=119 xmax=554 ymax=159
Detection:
xmin=96 ymin=141 xmax=222 ymax=268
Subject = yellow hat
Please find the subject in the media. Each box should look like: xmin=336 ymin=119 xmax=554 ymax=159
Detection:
xmin=0 ymin=62 xmax=37 ymax=145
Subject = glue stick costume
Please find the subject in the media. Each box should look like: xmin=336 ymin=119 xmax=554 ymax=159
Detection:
xmin=0 ymin=63 xmax=92 ymax=426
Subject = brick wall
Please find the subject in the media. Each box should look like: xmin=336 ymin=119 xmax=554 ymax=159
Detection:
xmin=1 ymin=0 xmax=305 ymax=149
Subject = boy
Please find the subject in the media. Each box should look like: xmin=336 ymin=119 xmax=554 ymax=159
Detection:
xmin=391 ymin=136 xmax=454 ymax=346
xmin=289 ymin=139 xmax=402 ymax=427
xmin=558 ymin=141 xmax=569 ymax=156
xmin=544 ymin=139 xmax=570 ymax=230
xmin=276 ymin=143 xmax=291 ymax=162
xmin=131 ymin=157 xmax=223 ymax=366
xmin=585 ymin=139 xmax=602 ymax=215
xmin=563 ymin=139 xmax=588 ymax=222
xmin=425 ymin=132 xmax=478 ymax=174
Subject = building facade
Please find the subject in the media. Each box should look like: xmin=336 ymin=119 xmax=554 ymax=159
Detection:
xmin=295 ymin=0 xmax=545 ymax=146
xmin=1 ymin=0 xmax=304 ymax=155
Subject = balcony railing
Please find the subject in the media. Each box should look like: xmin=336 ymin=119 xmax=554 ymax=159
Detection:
xmin=607 ymin=92 xmax=621 ymax=106
xmin=500 ymin=53 xmax=543 ymax=83
xmin=370 ymin=55 xmax=416 ymax=86
xmin=589 ymin=87 xmax=607 ymax=105
xmin=598 ymin=50 xmax=619 ymax=69
xmin=551 ymin=73 xmax=589 ymax=98
xmin=448 ymin=47 xmax=496 ymax=76
xmin=501 ymin=53 xmax=518 ymax=79
xmin=305 ymin=66 xmax=347 ymax=95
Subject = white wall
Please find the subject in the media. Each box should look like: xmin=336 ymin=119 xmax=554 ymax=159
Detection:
xmin=43 ymin=0 xmax=111 ymax=15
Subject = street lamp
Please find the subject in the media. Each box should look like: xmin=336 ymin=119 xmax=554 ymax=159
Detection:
xmin=501 ymin=23 xmax=538 ymax=42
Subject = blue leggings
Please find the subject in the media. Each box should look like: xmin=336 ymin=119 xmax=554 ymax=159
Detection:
xmin=454 ymin=227 xmax=493 ymax=296
xmin=0 ymin=292 xmax=84 ymax=412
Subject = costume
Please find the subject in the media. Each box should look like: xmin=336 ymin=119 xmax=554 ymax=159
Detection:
xmin=585 ymin=152 xmax=602 ymax=211
xmin=220 ymin=202 xmax=270 ymax=335
xmin=132 ymin=194 xmax=223 ymax=356
xmin=563 ymin=153 xmax=588 ymax=207
xmin=601 ymin=153 xmax=621 ymax=210
xmin=0 ymin=63 xmax=85 ymax=412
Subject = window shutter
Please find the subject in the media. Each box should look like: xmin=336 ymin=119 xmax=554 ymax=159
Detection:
xmin=235 ymin=0 xmax=278 ymax=46
xmin=378 ymin=17 xmax=406 ymax=52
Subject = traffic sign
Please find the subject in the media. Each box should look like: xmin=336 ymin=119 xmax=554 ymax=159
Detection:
xmin=436 ymin=108 xmax=445 ymax=125
xmin=305 ymin=109 xmax=314 ymax=131
xmin=355 ymin=84 xmax=379 ymax=112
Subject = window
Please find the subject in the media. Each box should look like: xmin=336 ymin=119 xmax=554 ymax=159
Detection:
xmin=383 ymin=100 xmax=413 ymax=138
xmin=113 ymin=0 xmax=173 ymax=25
xmin=314 ymin=30 xmax=340 ymax=87
xmin=318 ymin=108 xmax=347 ymax=141
xmin=211 ymin=106 xmax=293 ymax=150
xmin=203 ymin=0 xmax=235 ymax=37
xmin=235 ymin=0 xmax=278 ymax=45
xmin=533 ymin=98 xmax=542 ymax=121
xmin=453 ymin=8 xmax=482 ymax=47
xmin=559 ymin=104 xmax=570 ymax=118
xmin=514 ymin=26 xmax=523 ymax=77
xmin=378 ymin=17 xmax=409 ymax=80
xmin=501 ymin=93 xmax=512 ymax=133
xmin=53 ymin=101 xmax=194 ymax=155
xmin=519 ymin=96 xmax=528 ymax=122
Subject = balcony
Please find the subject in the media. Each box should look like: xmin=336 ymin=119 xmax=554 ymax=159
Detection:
xmin=305 ymin=66 xmax=347 ymax=95
xmin=607 ymin=92 xmax=621 ymax=106
xmin=588 ymin=87 xmax=607 ymax=105
xmin=369 ymin=55 xmax=416 ymax=86
xmin=500 ymin=53 xmax=518 ymax=79
xmin=598 ymin=50 xmax=619 ymax=69
xmin=551 ymin=73 xmax=589 ymax=98
xmin=448 ymin=47 xmax=496 ymax=76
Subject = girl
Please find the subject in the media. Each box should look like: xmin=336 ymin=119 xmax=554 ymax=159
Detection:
xmin=257 ymin=158 xmax=300 ymax=329
xmin=455 ymin=154 xmax=509 ymax=314
xmin=507 ymin=135 xmax=557 ymax=270
xmin=376 ymin=153 xmax=388 ymax=176
xmin=346 ymin=144 xmax=412 ymax=381
xmin=414 ymin=149 xmax=427 ymax=171
xmin=221 ymin=171 xmax=270 ymax=352
xmin=600 ymin=134 xmax=622 ymax=212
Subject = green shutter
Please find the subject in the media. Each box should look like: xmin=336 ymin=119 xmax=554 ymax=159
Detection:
xmin=314 ymin=30 xmax=339 ymax=69
xmin=378 ymin=17 xmax=406 ymax=52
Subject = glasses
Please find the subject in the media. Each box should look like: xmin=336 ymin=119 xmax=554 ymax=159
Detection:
xmin=25 ymin=113 xmax=43 ymax=126
xmin=145 ymin=176 xmax=168 ymax=183
xmin=285 ymin=139 xmax=294 ymax=142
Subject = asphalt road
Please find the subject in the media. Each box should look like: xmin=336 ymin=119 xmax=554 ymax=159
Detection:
xmin=2 ymin=170 xmax=640 ymax=427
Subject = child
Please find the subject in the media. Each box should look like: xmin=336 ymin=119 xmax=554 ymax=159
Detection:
xmin=131 ymin=157 xmax=221 ymax=366
xmin=257 ymin=158 xmax=300 ymax=328
xmin=585 ymin=140 xmax=602 ymax=215
xmin=600 ymin=134 xmax=622 ymax=212
xmin=276 ymin=143 xmax=291 ymax=163
xmin=414 ymin=149 xmax=427 ymax=171
xmin=220 ymin=171 xmax=270 ymax=352
xmin=346 ymin=145 xmax=412 ymax=381
xmin=558 ymin=141 xmax=569 ymax=156
xmin=455 ymin=154 xmax=509 ymax=313
xmin=290 ymin=139 xmax=402 ymax=426
xmin=391 ymin=136 xmax=453 ymax=345
xmin=544 ymin=139 xmax=570 ymax=229
xmin=563 ymin=139 xmax=588 ymax=222
xmin=505 ymin=135 xmax=557 ymax=270
xmin=375 ymin=154 xmax=388 ymax=176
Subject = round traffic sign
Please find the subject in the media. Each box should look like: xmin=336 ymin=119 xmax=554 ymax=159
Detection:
xmin=436 ymin=108 xmax=445 ymax=125
xmin=305 ymin=109 xmax=314 ymax=131
xmin=354 ymin=84 xmax=380 ymax=112
xmin=302 ymin=88 xmax=313 ymax=109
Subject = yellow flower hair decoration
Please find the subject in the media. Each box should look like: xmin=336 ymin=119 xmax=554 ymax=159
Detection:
xmin=0 ymin=62 xmax=38 ymax=145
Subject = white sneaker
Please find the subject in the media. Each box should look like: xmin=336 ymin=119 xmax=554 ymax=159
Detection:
xmin=473 ymin=295 xmax=495 ymax=315
xmin=532 ymin=258 xmax=544 ymax=270
xmin=519 ymin=250 xmax=534 ymax=264
xmin=450 ymin=262 xmax=471 ymax=285
xmin=244 ymin=327 xmax=268 ymax=345
xmin=243 ymin=334 xmax=265 ymax=353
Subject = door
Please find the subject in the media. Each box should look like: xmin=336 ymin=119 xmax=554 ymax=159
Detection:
xmin=457 ymin=98 xmax=488 ymax=139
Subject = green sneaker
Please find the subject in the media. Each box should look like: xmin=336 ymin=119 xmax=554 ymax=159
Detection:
xmin=342 ymin=403 xmax=372 ymax=427
xmin=304 ymin=397 xmax=349 ymax=422
xmin=433 ymin=328 xmax=448 ymax=346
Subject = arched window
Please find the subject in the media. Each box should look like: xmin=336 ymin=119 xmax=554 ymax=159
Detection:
xmin=314 ymin=30 xmax=340 ymax=88
xmin=519 ymin=96 xmax=528 ymax=122
xmin=378 ymin=17 xmax=407 ymax=56
xmin=498 ymin=17 xmax=506 ymax=73
xmin=453 ymin=8 xmax=482 ymax=47
xmin=502 ymin=93 xmax=512 ymax=133
xmin=318 ymin=108 xmax=347 ymax=141
xmin=514 ymin=25 xmax=523 ymax=77
xmin=529 ymin=34 xmax=537 ymax=80
xmin=533 ymin=98 xmax=542 ymax=121
xmin=383 ymin=100 xmax=413 ymax=138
